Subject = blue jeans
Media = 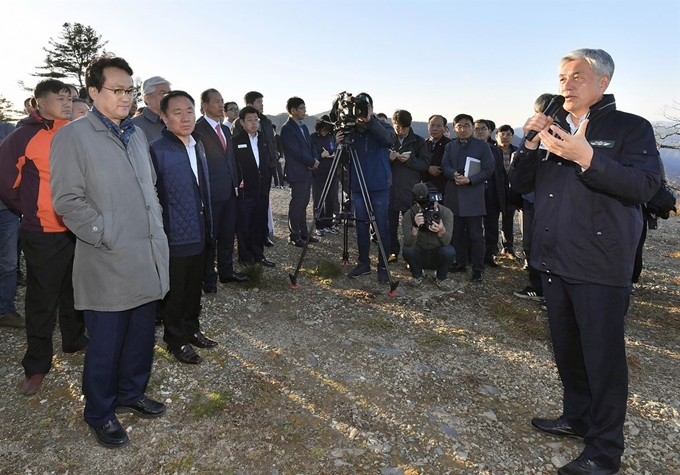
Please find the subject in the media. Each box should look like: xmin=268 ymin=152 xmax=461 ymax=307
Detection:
xmin=353 ymin=190 xmax=389 ymax=270
xmin=0 ymin=209 xmax=20 ymax=314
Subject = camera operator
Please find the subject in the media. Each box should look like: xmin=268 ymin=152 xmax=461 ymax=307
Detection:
xmin=402 ymin=183 xmax=455 ymax=288
xmin=335 ymin=93 xmax=396 ymax=283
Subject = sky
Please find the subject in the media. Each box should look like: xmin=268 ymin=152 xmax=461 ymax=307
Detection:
xmin=1 ymin=0 xmax=679 ymax=127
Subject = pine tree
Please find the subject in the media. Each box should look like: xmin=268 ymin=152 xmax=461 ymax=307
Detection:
xmin=0 ymin=95 xmax=21 ymax=123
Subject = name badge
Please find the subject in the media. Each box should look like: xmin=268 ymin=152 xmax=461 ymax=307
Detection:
xmin=237 ymin=144 xmax=247 ymax=149
xmin=589 ymin=140 xmax=616 ymax=148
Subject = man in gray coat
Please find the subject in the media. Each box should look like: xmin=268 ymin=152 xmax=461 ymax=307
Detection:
xmin=50 ymin=56 xmax=170 ymax=449
xmin=131 ymin=76 xmax=171 ymax=142
xmin=441 ymin=113 xmax=494 ymax=282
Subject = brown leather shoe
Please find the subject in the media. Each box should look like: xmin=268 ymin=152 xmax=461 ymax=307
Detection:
xmin=21 ymin=374 xmax=45 ymax=396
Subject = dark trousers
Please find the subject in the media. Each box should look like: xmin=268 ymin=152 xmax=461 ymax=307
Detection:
xmin=483 ymin=206 xmax=501 ymax=260
xmin=162 ymin=249 xmax=206 ymax=348
xmin=631 ymin=217 xmax=647 ymax=284
xmin=452 ymin=215 xmax=485 ymax=272
xmin=521 ymin=200 xmax=543 ymax=293
xmin=402 ymin=244 xmax=456 ymax=280
xmin=387 ymin=209 xmax=406 ymax=256
xmin=288 ymin=178 xmax=312 ymax=240
xmin=237 ymin=195 xmax=269 ymax=262
xmin=312 ymin=167 xmax=337 ymax=229
xmin=542 ymin=274 xmax=628 ymax=471
xmin=204 ymin=197 xmax=237 ymax=285
xmin=273 ymin=161 xmax=285 ymax=187
xmin=501 ymin=202 xmax=516 ymax=251
xmin=20 ymin=230 xmax=87 ymax=377
xmin=83 ymin=301 xmax=157 ymax=427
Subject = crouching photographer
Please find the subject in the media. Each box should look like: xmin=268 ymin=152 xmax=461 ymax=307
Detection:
xmin=402 ymin=183 xmax=455 ymax=288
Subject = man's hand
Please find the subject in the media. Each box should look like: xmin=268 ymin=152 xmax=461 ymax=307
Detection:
xmin=428 ymin=165 xmax=441 ymax=176
xmin=538 ymin=119 xmax=593 ymax=169
xmin=523 ymin=112 xmax=554 ymax=150
xmin=389 ymin=150 xmax=399 ymax=162
xmin=309 ymin=159 xmax=320 ymax=170
xmin=397 ymin=153 xmax=410 ymax=163
xmin=412 ymin=212 xmax=424 ymax=236
xmin=454 ymin=173 xmax=470 ymax=186
xmin=428 ymin=220 xmax=446 ymax=236
xmin=336 ymin=130 xmax=344 ymax=144
xmin=321 ymin=149 xmax=330 ymax=158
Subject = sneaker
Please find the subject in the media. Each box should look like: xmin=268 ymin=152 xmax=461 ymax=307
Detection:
xmin=435 ymin=278 xmax=453 ymax=290
xmin=471 ymin=270 xmax=483 ymax=282
xmin=0 ymin=310 xmax=25 ymax=328
xmin=409 ymin=276 xmax=423 ymax=287
xmin=315 ymin=228 xmax=326 ymax=237
xmin=387 ymin=253 xmax=398 ymax=263
xmin=348 ymin=263 xmax=371 ymax=278
xmin=326 ymin=225 xmax=340 ymax=235
xmin=513 ymin=286 xmax=544 ymax=302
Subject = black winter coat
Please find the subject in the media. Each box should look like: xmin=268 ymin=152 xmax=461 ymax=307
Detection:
xmin=390 ymin=129 xmax=430 ymax=211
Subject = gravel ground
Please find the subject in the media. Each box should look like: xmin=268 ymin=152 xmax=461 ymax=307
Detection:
xmin=1 ymin=187 xmax=678 ymax=475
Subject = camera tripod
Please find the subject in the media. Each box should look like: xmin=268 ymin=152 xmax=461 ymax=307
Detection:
xmin=288 ymin=142 xmax=400 ymax=296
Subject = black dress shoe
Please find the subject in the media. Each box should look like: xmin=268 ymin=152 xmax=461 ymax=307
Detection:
xmin=202 ymin=283 xmax=217 ymax=294
xmin=89 ymin=418 xmax=129 ymax=448
xmin=558 ymin=454 xmax=619 ymax=474
xmin=289 ymin=238 xmax=306 ymax=248
xmin=263 ymin=237 xmax=274 ymax=247
xmin=302 ymin=236 xmax=319 ymax=243
xmin=531 ymin=416 xmax=582 ymax=438
xmin=258 ymin=258 xmax=276 ymax=268
xmin=471 ymin=270 xmax=484 ymax=282
xmin=116 ymin=396 xmax=166 ymax=419
xmin=189 ymin=331 xmax=218 ymax=348
xmin=219 ymin=271 xmax=249 ymax=283
xmin=167 ymin=344 xmax=202 ymax=364
xmin=449 ymin=263 xmax=467 ymax=273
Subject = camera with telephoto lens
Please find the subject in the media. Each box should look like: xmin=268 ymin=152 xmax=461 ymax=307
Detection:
xmin=329 ymin=91 xmax=371 ymax=144
xmin=414 ymin=192 xmax=442 ymax=229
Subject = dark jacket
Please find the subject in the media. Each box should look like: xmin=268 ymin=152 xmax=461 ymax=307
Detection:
xmin=349 ymin=116 xmax=396 ymax=192
xmin=233 ymin=113 xmax=277 ymax=168
xmin=485 ymin=144 xmax=507 ymax=211
xmin=423 ymin=136 xmax=451 ymax=194
xmin=232 ymin=130 xmax=272 ymax=199
xmin=149 ymin=128 xmax=213 ymax=256
xmin=131 ymin=107 xmax=165 ymax=142
xmin=390 ymin=129 xmax=430 ymax=211
xmin=310 ymin=132 xmax=336 ymax=176
xmin=280 ymin=117 xmax=316 ymax=183
xmin=441 ymin=137 xmax=495 ymax=216
xmin=508 ymin=94 xmax=661 ymax=287
xmin=195 ymin=116 xmax=239 ymax=202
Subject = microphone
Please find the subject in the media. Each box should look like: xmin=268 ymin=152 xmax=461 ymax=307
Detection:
xmin=525 ymin=95 xmax=565 ymax=141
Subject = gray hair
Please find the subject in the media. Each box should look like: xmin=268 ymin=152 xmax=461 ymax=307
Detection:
xmin=559 ymin=49 xmax=615 ymax=79
xmin=142 ymin=76 xmax=171 ymax=95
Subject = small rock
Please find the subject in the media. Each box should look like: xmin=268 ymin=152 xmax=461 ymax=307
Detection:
xmin=380 ymin=468 xmax=404 ymax=475
xmin=483 ymin=411 xmax=497 ymax=421
xmin=551 ymin=455 xmax=568 ymax=468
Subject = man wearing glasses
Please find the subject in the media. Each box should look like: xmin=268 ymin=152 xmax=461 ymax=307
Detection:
xmin=50 ymin=56 xmax=169 ymax=449
xmin=223 ymin=102 xmax=239 ymax=133
xmin=441 ymin=114 xmax=494 ymax=282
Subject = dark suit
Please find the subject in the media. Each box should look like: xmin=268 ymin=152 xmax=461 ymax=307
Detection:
xmin=194 ymin=116 xmax=239 ymax=285
xmin=484 ymin=144 xmax=507 ymax=259
xmin=280 ymin=117 xmax=316 ymax=240
xmin=423 ymin=136 xmax=451 ymax=195
xmin=233 ymin=130 xmax=272 ymax=263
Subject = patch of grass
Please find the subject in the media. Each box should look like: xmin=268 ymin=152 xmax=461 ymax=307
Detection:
xmin=489 ymin=297 xmax=549 ymax=341
xmin=309 ymin=447 xmax=326 ymax=460
xmin=364 ymin=316 xmax=395 ymax=330
xmin=670 ymin=250 xmax=680 ymax=259
xmin=242 ymin=263 xmax=264 ymax=288
xmin=164 ymin=454 xmax=194 ymax=472
xmin=418 ymin=331 xmax=448 ymax=347
xmin=304 ymin=259 xmax=343 ymax=279
xmin=188 ymin=390 xmax=233 ymax=417
xmin=154 ymin=346 xmax=173 ymax=362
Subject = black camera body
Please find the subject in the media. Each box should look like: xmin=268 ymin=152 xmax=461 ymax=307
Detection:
xmin=414 ymin=192 xmax=442 ymax=229
xmin=329 ymin=91 xmax=370 ymax=144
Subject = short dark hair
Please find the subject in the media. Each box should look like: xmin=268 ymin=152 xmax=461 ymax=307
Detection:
xmin=200 ymin=88 xmax=220 ymax=105
xmin=453 ymin=113 xmax=474 ymax=125
xmin=428 ymin=114 xmax=447 ymax=126
xmin=86 ymin=55 xmax=133 ymax=92
xmin=244 ymin=91 xmax=263 ymax=105
xmin=34 ymin=79 xmax=69 ymax=99
xmin=272 ymin=124 xmax=277 ymax=131
xmin=497 ymin=124 xmax=514 ymax=135
xmin=160 ymin=90 xmax=195 ymax=115
xmin=534 ymin=93 xmax=554 ymax=113
xmin=72 ymin=98 xmax=89 ymax=106
xmin=392 ymin=110 xmax=412 ymax=127
xmin=239 ymin=105 xmax=259 ymax=120
xmin=473 ymin=119 xmax=491 ymax=129
xmin=376 ymin=112 xmax=388 ymax=121
xmin=487 ymin=120 xmax=496 ymax=132
xmin=224 ymin=101 xmax=238 ymax=112
xmin=286 ymin=96 xmax=305 ymax=114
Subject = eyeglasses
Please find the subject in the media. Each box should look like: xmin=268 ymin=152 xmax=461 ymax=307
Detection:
xmin=454 ymin=123 xmax=472 ymax=130
xmin=226 ymin=107 xmax=239 ymax=112
xmin=101 ymin=86 xmax=135 ymax=97
xmin=473 ymin=127 xmax=488 ymax=132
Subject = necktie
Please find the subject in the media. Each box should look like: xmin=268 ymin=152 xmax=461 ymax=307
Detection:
xmin=215 ymin=124 xmax=226 ymax=150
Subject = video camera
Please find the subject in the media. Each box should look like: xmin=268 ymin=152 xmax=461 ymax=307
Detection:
xmin=414 ymin=190 xmax=443 ymax=229
xmin=329 ymin=91 xmax=371 ymax=144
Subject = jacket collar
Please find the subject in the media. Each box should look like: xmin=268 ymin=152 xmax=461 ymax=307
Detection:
xmin=555 ymin=94 xmax=616 ymax=128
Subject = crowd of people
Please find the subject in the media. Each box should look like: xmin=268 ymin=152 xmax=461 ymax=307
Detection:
xmin=0 ymin=48 xmax=666 ymax=475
